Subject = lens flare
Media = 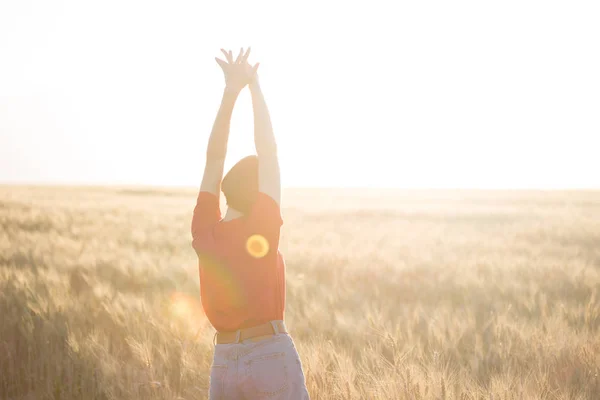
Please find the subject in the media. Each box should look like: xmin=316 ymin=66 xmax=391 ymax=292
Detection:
xmin=170 ymin=292 xmax=203 ymax=320
xmin=246 ymin=234 xmax=269 ymax=258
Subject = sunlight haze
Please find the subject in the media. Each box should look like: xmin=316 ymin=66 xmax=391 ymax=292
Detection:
xmin=1 ymin=0 xmax=599 ymax=188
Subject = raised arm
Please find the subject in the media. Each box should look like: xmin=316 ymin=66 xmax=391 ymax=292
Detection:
xmin=200 ymin=90 xmax=237 ymax=194
xmin=250 ymin=76 xmax=281 ymax=205
xmin=200 ymin=48 xmax=258 ymax=194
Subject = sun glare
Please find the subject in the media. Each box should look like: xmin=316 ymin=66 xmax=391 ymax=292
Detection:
xmin=1 ymin=1 xmax=597 ymax=188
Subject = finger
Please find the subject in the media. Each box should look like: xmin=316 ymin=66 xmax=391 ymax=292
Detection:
xmin=242 ymin=47 xmax=251 ymax=63
xmin=220 ymin=49 xmax=230 ymax=63
xmin=215 ymin=57 xmax=227 ymax=69
xmin=235 ymin=47 xmax=244 ymax=63
xmin=228 ymin=50 xmax=234 ymax=63
xmin=252 ymin=62 xmax=260 ymax=74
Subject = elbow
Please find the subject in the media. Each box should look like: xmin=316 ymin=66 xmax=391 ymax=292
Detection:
xmin=191 ymin=220 xmax=198 ymax=242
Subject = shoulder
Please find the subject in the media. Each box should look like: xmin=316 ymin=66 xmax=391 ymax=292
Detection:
xmin=192 ymin=191 xmax=221 ymax=222
xmin=249 ymin=192 xmax=283 ymax=227
xmin=192 ymin=191 xmax=222 ymax=247
xmin=196 ymin=191 xmax=219 ymax=205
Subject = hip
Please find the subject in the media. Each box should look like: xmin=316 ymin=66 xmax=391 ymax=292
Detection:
xmin=209 ymin=333 xmax=309 ymax=399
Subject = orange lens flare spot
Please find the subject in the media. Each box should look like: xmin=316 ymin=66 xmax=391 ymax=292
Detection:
xmin=170 ymin=292 xmax=203 ymax=320
xmin=246 ymin=234 xmax=269 ymax=258
xmin=171 ymin=298 xmax=191 ymax=318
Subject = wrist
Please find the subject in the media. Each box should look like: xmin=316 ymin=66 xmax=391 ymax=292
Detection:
xmin=224 ymin=86 xmax=242 ymax=96
xmin=249 ymin=80 xmax=261 ymax=92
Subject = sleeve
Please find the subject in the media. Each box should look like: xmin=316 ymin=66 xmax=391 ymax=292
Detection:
xmin=246 ymin=193 xmax=283 ymax=254
xmin=191 ymin=191 xmax=221 ymax=242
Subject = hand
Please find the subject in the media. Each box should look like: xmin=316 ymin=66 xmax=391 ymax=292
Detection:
xmin=216 ymin=47 xmax=259 ymax=93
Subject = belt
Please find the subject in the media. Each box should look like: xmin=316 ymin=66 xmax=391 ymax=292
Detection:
xmin=216 ymin=320 xmax=287 ymax=344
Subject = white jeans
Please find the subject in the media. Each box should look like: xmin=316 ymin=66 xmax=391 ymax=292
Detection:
xmin=209 ymin=331 xmax=309 ymax=399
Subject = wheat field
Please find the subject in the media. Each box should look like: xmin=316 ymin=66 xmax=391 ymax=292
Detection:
xmin=0 ymin=186 xmax=599 ymax=399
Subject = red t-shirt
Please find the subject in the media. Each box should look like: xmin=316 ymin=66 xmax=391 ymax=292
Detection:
xmin=191 ymin=191 xmax=286 ymax=332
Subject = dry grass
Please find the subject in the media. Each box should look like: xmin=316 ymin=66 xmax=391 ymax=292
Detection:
xmin=1 ymin=186 xmax=599 ymax=399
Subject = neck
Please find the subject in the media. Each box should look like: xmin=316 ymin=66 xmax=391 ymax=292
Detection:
xmin=223 ymin=207 xmax=244 ymax=221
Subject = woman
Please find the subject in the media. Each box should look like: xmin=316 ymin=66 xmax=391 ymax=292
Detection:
xmin=191 ymin=48 xmax=310 ymax=399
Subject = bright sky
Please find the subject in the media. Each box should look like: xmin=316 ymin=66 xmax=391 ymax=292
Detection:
xmin=1 ymin=1 xmax=599 ymax=188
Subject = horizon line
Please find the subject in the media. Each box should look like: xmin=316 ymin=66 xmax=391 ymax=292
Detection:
xmin=1 ymin=181 xmax=599 ymax=191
